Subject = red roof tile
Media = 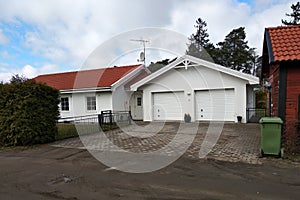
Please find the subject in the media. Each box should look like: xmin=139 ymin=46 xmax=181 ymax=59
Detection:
xmin=266 ymin=25 xmax=300 ymax=62
xmin=34 ymin=65 xmax=140 ymax=90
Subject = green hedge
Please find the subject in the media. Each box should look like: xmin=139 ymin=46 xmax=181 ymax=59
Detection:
xmin=256 ymin=90 xmax=267 ymax=109
xmin=0 ymin=79 xmax=60 ymax=146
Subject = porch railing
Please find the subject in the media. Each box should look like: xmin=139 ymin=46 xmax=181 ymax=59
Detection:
xmin=98 ymin=110 xmax=132 ymax=128
xmin=246 ymin=108 xmax=267 ymax=123
xmin=57 ymin=114 xmax=99 ymax=124
xmin=58 ymin=110 xmax=132 ymax=127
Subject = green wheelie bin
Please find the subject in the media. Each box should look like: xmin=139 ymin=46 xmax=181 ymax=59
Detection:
xmin=259 ymin=117 xmax=283 ymax=157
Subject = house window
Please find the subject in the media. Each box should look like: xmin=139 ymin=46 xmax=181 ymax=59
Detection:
xmin=137 ymin=97 xmax=142 ymax=106
xmin=61 ymin=97 xmax=69 ymax=111
xmin=87 ymin=96 xmax=96 ymax=111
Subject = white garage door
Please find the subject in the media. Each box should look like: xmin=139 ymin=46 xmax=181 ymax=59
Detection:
xmin=153 ymin=92 xmax=184 ymax=121
xmin=195 ymin=89 xmax=235 ymax=121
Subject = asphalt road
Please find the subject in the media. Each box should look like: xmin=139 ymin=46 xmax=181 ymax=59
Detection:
xmin=0 ymin=145 xmax=300 ymax=200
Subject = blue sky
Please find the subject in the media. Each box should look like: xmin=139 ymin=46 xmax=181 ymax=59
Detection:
xmin=0 ymin=0 xmax=295 ymax=82
xmin=1 ymin=22 xmax=51 ymax=67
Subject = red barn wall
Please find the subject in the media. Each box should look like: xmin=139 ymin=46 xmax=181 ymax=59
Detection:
xmin=286 ymin=65 xmax=300 ymax=135
xmin=269 ymin=64 xmax=280 ymax=117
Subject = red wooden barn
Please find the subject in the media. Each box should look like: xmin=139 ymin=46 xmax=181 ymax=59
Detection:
xmin=262 ymin=25 xmax=300 ymax=135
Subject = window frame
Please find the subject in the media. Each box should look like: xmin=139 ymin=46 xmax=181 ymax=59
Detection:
xmin=137 ymin=97 xmax=142 ymax=106
xmin=60 ymin=97 xmax=70 ymax=111
xmin=86 ymin=96 xmax=97 ymax=111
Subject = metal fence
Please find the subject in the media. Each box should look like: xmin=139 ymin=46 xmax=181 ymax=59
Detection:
xmin=57 ymin=114 xmax=99 ymax=124
xmin=246 ymin=108 xmax=267 ymax=123
xmin=98 ymin=110 xmax=132 ymax=128
xmin=58 ymin=110 xmax=132 ymax=127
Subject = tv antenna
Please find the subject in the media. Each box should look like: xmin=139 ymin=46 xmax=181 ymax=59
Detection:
xmin=130 ymin=39 xmax=149 ymax=65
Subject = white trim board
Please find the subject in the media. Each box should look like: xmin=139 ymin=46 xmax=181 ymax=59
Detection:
xmin=131 ymin=55 xmax=259 ymax=91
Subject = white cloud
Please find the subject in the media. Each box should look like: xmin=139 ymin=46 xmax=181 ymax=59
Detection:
xmin=244 ymin=2 xmax=293 ymax=54
xmin=0 ymin=0 xmax=297 ymax=81
xmin=0 ymin=0 xmax=178 ymax=68
xmin=0 ymin=73 xmax=11 ymax=83
xmin=22 ymin=63 xmax=60 ymax=78
xmin=0 ymin=63 xmax=60 ymax=83
xmin=167 ymin=0 xmax=251 ymax=43
xmin=21 ymin=64 xmax=38 ymax=78
xmin=167 ymin=0 xmax=294 ymax=54
xmin=83 ymin=28 xmax=188 ymax=70
xmin=253 ymin=0 xmax=293 ymax=11
xmin=40 ymin=64 xmax=60 ymax=73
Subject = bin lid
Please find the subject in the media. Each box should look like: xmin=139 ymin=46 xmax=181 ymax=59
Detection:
xmin=259 ymin=117 xmax=283 ymax=124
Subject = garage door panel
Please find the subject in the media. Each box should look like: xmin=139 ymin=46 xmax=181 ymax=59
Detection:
xmin=196 ymin=89 xmax=235 ymax=121
xmin=153 ymin=92 xmax=184 ymax=121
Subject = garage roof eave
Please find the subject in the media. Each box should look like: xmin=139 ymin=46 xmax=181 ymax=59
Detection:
xmin=184 ymin=55 xmax=260 ymax=85
xmin=130 ymin=55 xmax=260 ymax=90
xmin=130 ymin=56 xmax=185 ymax=91
xmin=248 ymin=79 xmax=260 ymax=85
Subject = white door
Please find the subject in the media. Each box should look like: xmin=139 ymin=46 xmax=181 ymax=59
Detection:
xmin=195 ymin=89 xmax=235 ymax=121
xmin=153 ymin=92 xmax=184 ymax=121
xmin=131 ymin=93 xmax=143 ymax=120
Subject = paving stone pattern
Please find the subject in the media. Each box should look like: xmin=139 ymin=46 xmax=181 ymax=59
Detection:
xmin=51 ymin=122 xmax=261 ymax=164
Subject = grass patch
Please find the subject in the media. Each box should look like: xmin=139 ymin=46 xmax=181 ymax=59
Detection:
xmin=56 ymin=123 xmax=121 ymax=141
xmin=0 ymin=123 xmax=122 ymax=150
xmin=56 ymin=123 xmax=78 ymax=140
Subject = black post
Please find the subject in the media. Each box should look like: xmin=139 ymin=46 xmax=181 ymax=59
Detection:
xmin=109 ymin=110 xmax=112 ymax=128
xmin=98 ymin=114 xmax=102 ymax=127
xmin=128 ymin=110 xmax=132 ymax=125
xmin=246 ymin=108 xmax=249 ymax=122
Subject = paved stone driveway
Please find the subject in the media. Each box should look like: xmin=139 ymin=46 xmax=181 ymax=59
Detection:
xmin=51 ymin=122 xmax=261 ymax=164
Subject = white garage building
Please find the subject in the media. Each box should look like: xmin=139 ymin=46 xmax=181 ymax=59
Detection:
xmin=130 ymin=55 xmax=259 ymax=123
xmin=35 ymin=55 xmax=259 ymax=123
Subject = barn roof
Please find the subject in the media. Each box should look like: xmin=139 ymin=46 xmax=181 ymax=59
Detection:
xmin=264 ymin=25 xmax=300 ymax=63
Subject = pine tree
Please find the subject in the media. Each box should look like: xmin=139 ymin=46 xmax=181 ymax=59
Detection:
xmin=10 ymin=74 xmax=28 ymax=83
xmin=216 ymin=27 xmax=256 ymax=74
xmin=186 ymin=20 xmax=259 ymax=75
xmin=186 ymin=18 xmax=215 ymax=62
xmin=282 ymin=2 xmax=300 ymax=25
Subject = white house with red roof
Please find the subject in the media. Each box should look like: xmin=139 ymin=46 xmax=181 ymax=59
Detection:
xmin=34 ymin=64 xmax=150 ymax=120
xmin=34 ymin=55 xmax=259 ymax=123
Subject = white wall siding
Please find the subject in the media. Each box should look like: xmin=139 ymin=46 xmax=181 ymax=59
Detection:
xmin=59 ymin=92 xmax=112 ymax=119
xmin=140 ymin=66 xmax=249 ymax=122
xmin=97 ymin=92 xmax=113 ymax=112
xmin=112 ymin=85 xmax=132 ymax=112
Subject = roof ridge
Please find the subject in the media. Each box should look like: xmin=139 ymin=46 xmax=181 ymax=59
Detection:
xmin=267 ymin=24 xmax=300 ymax=30
xmin=34 ymin=64 xmax=140 ymax=78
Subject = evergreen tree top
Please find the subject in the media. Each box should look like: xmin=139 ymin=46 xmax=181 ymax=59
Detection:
xmin=282 ymin=2 xmax=300 ymax=25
